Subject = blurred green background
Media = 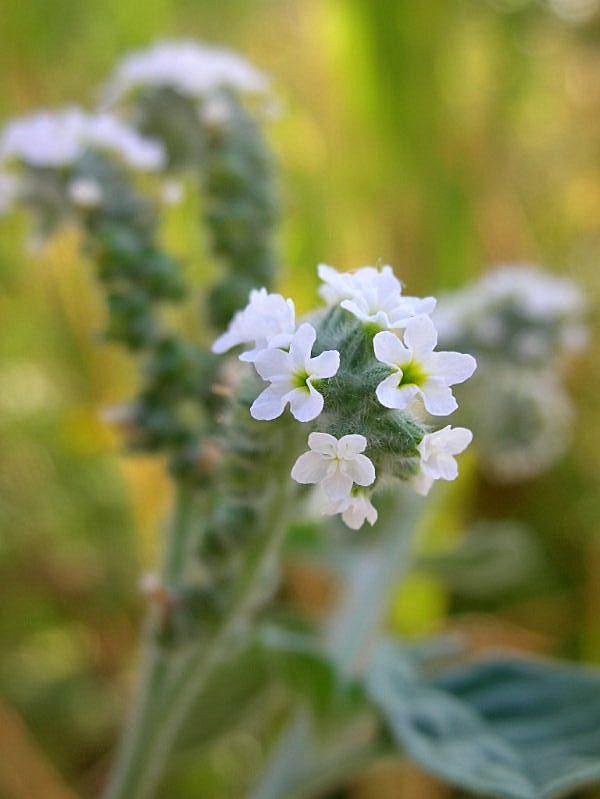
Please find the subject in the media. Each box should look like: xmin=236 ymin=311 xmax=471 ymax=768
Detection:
xmin=0 ymin=1 xmax=599 ymax=797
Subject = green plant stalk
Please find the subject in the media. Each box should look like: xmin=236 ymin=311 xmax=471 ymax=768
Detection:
xmin=103 ymin=475 xmax=295 ymax=799
xmin=251 ymin=489 xmax=426 ymax=799
xmin=102 ymin=485 xmax=198 ymax=799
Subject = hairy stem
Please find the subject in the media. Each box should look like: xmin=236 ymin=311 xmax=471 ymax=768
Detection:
xmin=103 ymin=475 xmax=294 ymax=799
xmin=102 ymin=485 xmax=198 ymax=799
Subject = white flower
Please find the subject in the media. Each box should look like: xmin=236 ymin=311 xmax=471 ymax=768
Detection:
xmin=318 ymin=263 xmax=435 ymax=330
xmin=102 ymin=40 xmax=269 ymax=108
xmin=373 ymin=316 xmax=477 ymax=415
xmin=323 ymin=491 xmax=378 ymax=530
xmin=251 ymin=325 xmax=339 ymax=422
xmin=291 ymin=432 xmax=375 ymax=501
xmin=0 ymin=108 xmax=164 ymax=171
xmin=412 ymin=426 xmax=473 ymax=496
xmin=211 ymin=288 xmax=296 ymax=363
xmin=68 ymin=178 xmax=103 ymax=208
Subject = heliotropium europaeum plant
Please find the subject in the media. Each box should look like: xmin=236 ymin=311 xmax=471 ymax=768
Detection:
xmin=2 ymin=39 xmax=599 ymax=799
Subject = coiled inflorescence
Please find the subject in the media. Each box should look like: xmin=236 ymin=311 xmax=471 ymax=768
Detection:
xmin=213 ymin=263 xmax=477 ymax=529
xmin=434 ymin=265 xmax=587 ymax=481
xmin=102 ymin=40 xmax=279 ymax=327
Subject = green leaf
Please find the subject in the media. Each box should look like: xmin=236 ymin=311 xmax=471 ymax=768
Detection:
xmin=368 ymin=643 xmax=600 ymax=799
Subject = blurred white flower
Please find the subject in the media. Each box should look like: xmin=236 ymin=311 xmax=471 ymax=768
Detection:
xmin=318 ymin=263 xmax=435 ymax=330
xmin=251 ymin=324 xmax=339 ymax=422
xmin=68 ymin=177 xmax=103 ymax=208
xmin=412 ymin=425 xmax=473 ymax=496
xmin=0 ymin=108 xmax=164 ymax=171
xmin=373 ymin=316 xmax=476 ymax=415
xmin=292 ymin=432 xmax=375 ymax=501
xmin=322 ymin=491 xmax=378 ymax=530
xmin=212 ymin=288 xmax=296 ymax=363
xmin=102 ymin=40 xmax=269 ymax=107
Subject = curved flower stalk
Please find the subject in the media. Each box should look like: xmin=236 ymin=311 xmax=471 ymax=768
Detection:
xmin=434 ymin=264 xmax=587 ymax=481
xmin=103 ymin=40 xmax=279 ymax=327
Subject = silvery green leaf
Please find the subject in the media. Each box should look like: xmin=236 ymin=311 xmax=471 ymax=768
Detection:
xmin=368 ymin=642 xmax=600 ymax=799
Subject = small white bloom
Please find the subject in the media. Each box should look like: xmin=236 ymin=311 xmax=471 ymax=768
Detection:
xmin=373 ymin=316 xmax=477 ymax=416
xmin=292 ymin=432 xmax=375 ymax=501
xmin=251 ymin=325 xmax=339 ymax=422
xmin=102 ymin=40 xmax=269 ymax=108
xmin=318 ymin=263 xmax=435 ymax=330
xmin=412 ymin=426 xmax=473 ymax=496
xmin=323 ymin=491 xmax=378 ymax=530
xmin=0 ymin=108 xmax=164 ymax=171
xmin=212 ymin=288 xmax=296 ymax=363
xmin=68 ymin=177 xmax=103 ymax=208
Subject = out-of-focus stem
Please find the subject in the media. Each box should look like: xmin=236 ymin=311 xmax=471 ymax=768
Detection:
xmin=102 ymin=485 xmax=197 ymax=799
xmin=103 ymin=476 xmax=293 ymax=799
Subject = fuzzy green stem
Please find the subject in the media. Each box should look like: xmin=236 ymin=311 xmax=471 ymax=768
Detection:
xmin=102 ymin=485 xmax=197 ymax=799
xmin=103 ymin=476 xmax=294 ymax=799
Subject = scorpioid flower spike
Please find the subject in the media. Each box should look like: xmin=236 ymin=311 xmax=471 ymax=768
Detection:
xmin=251 ymin=325 xmax=339 ymax=422
xmin=374 ymin=316 xmax=476 ymax=415
xmin=212 ymin=289 xmax=296 ymax=363
xmin=318 ymin=263 xmax=436 ymax=330
xmin=413 ymin=426 xmax=473 ymax=496
xmin=291 ymin=432 xmax=375 ymax=501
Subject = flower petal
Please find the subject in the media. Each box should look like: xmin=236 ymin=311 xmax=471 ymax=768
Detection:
xmin=211 ymin=329 xmax=240 ymax=354
xmin=403 ymin=315 xmax=438 ymax=358
xmin=445 ymin=426 xmax=473 ymax=454
xmin=427 ymin=351 xmax=477 ymax=385
xmin=291 ymin=451 xmax=329 ymax=484
xmin=376 ymin=373 xmax=418 ymax=410
xmin=435 ymin=454 xmax=459 ymax=481
xmin=421 ymin=378 xmax=457 ymax=416
xmin=289 ymin=323 xmax=316 ymax=369
xmin=288 ymin=383 xmax=323 ymax=422
xmin=308 ymin=432 xmax=338 ymax=456
xmin=322 ymin=469 xmax=353 ymax=502
xmin=340 ymin=298 xmax=369 ymax=322
xmin=250 ymin=384 xmax=288 ymax=420
xmin=373 ymin=331 xmax=411 ymax=367
xmin=412 ymin=470 xmax=434 ymax=496
xmin=343 ymin=454 xmax=376 ymax=486
xmin=308 ymin=349 xmax=340 ymax=379
xmin=253 ymin=347 xmax=291 ymax=381
xmin=337 ymin=434 xmax=367 ymax=457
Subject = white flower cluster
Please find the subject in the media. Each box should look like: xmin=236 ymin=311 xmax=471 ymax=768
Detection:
xmin=0 ymin=108 xmax=165 ymax=172
xmin=213 ymin=288 xmax=339 ymax=423
xmin=434 ymin=264 xmax=588 ymax=360
xmin=102 ymin=40 xmax=269 ymax=108
xmin=212 ymin=265 xmax=476 ymax=529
